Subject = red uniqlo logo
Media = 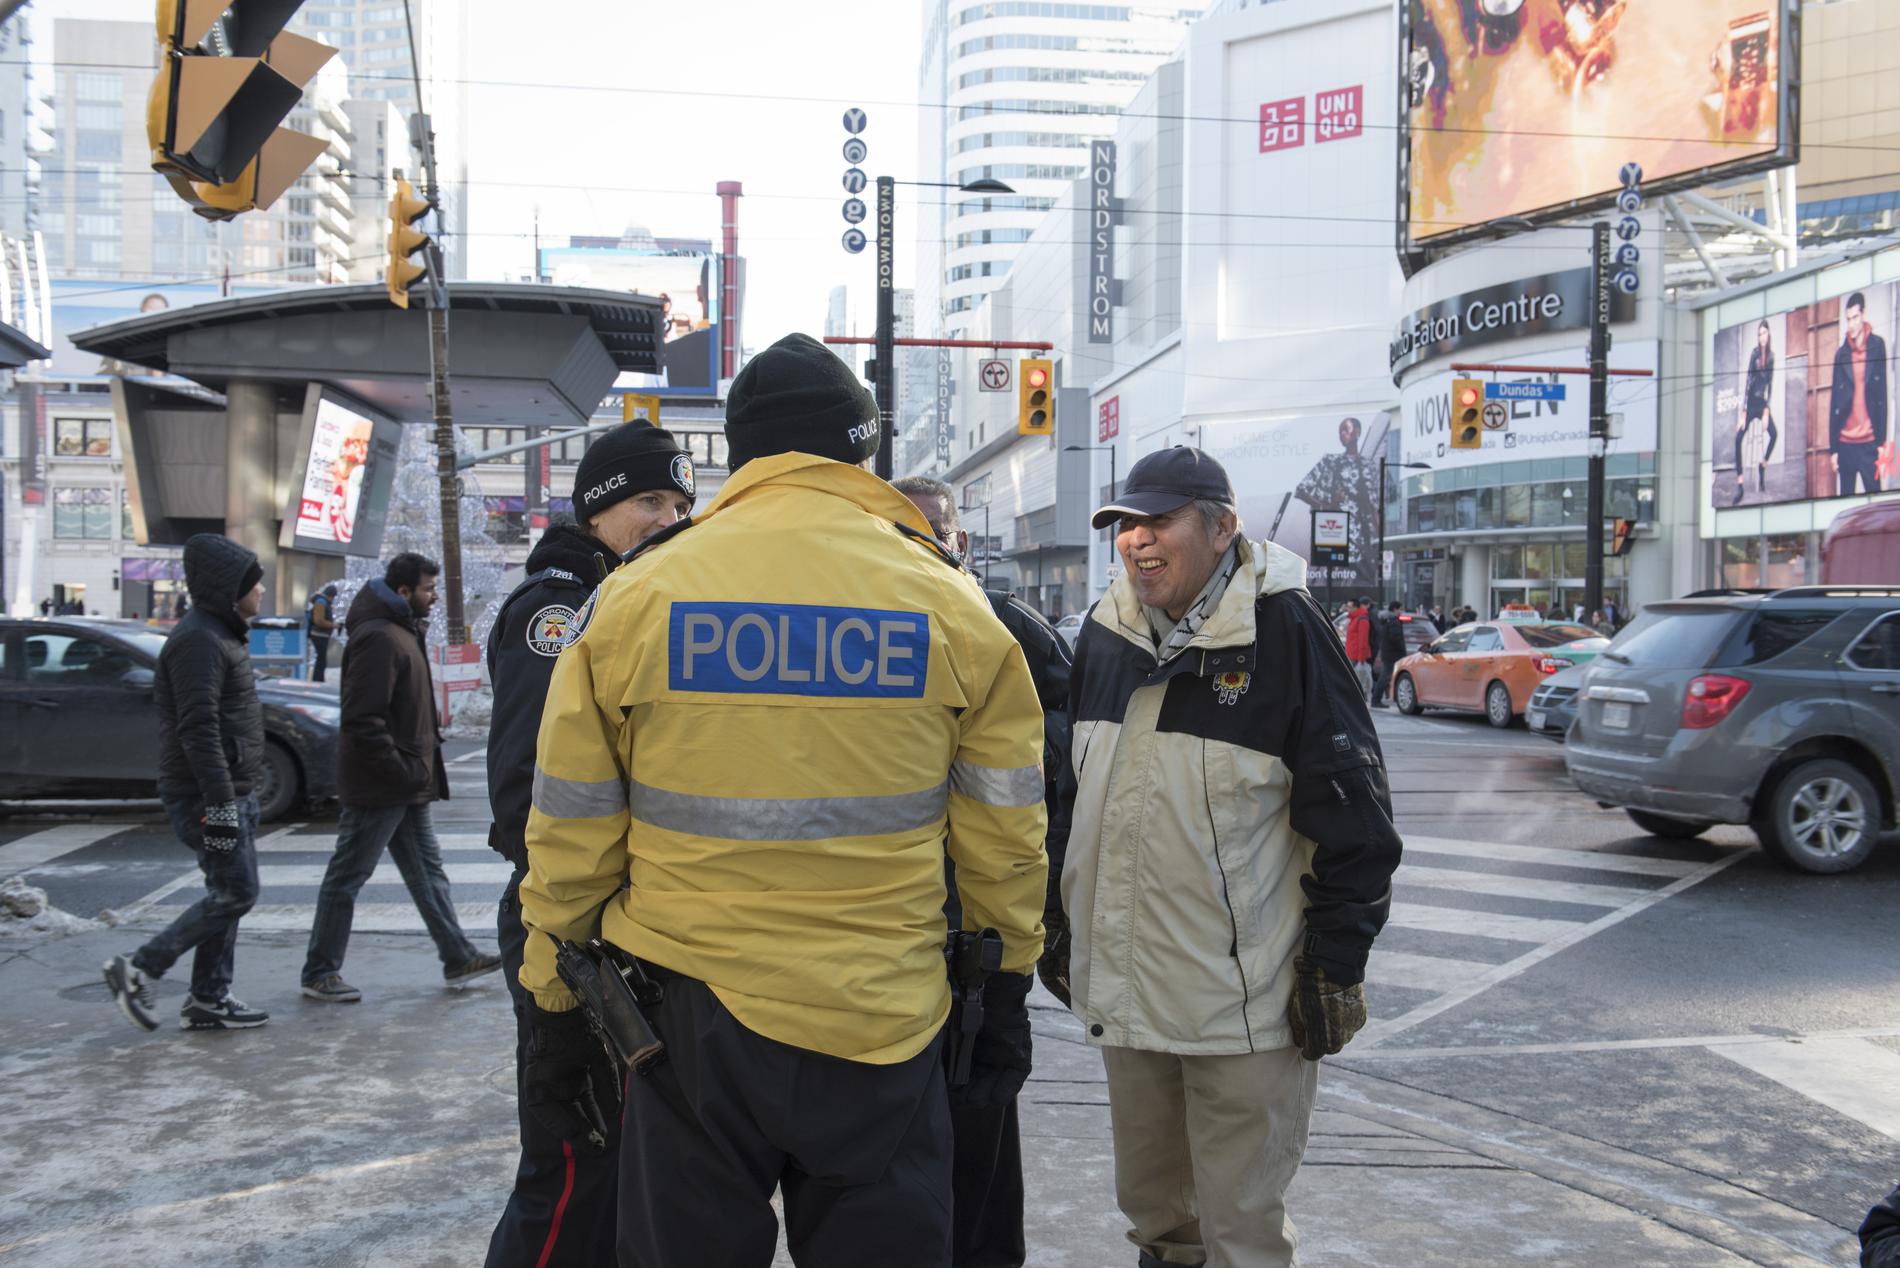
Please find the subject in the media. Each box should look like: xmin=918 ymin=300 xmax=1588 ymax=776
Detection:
xmin=1259 ymin=97 xmax=1305 ymax=153
xmin=1098 ymin=395 xmax=1120 ymax=443
xmin=1315 ymin=86 xmax=1363 ymax=143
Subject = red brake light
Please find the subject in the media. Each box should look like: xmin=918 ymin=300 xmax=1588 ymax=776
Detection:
xmin=1681 ymin=674 xmax=1751 ymax=729
xmin=1534 ymin=656 xmax=1572 ymax=675
xmin=1399 ymin=614 xmax=1412 ymax=622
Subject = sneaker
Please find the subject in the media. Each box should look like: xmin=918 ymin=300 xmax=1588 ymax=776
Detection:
xmin=180 ymin=993 xmax=269 ymax=1031
xmin=444 ymin=952 xmax=503 ymax=987
xmin=301 ymin=974 xmax=362 ymax=1003
xmin=103 ymin=954 xmax=159 ymax=1032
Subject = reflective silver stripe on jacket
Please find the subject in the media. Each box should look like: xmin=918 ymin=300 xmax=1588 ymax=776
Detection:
xmin=628 ymin=779 xmax=949 ymax=841
xmin=950 ymin=759 xmax=1044 ymax=809
xmin=532 ymin=768 xmax=629 ymax=820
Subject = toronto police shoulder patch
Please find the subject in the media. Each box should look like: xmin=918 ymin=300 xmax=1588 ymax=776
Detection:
xmin=526 ymin=603 xmax=581 ymax=657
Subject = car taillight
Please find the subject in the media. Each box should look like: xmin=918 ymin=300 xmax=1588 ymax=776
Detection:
xmin=1681 ymin=674 xmax=1751 ymax=729
xmin=1534 ymin=656 xmax=1573 ymax=675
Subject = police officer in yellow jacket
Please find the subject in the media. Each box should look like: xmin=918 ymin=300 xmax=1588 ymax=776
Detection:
xmin=519 ymin=333 xmax=1049 ymax=1268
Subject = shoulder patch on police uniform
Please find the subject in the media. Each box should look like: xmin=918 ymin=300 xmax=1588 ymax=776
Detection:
xmin=571 ymin=590 xmax=600 ymax=640
xmin=526 ymin=603 xmax=582 ymax=657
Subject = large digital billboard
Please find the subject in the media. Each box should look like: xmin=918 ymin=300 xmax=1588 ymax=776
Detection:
xmin=50 ymin=278 xmax=282 ymax=380
xmin=538 ymin=246 xmax=720 ymax=393
xmin=279 ymin=387 xmax=402 ymax=558
xmin=1402 ymin=0 xmax=1796 ymax=249
xmin=1710 ymin=285 xmax=1899 ymax=510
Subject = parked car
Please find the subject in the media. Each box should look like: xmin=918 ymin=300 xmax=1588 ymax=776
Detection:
xmin=1564 ymin=587 xmax=1899 ymax=873
xmin=1052 ymin=612 xmax=1086 ymax=648
xmin=0 ymin=617 xmax=338 ymax=821
xmin=1822 ymin=500 xmax=1900 ymax=584
xmin=1526 ymin=661 xmax=1589 ymax=739
xmin=1392 ymin=620 xmax=1609 ymax=727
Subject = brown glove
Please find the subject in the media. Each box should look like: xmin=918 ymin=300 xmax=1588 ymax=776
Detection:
xmin=1036 ymin=908 xmax=1072 ymax=1008
xmin=1287 ymin=954 xmax=1367 ymax=1061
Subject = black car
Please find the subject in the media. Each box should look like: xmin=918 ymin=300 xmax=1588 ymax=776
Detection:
xmin=0 ymin=617 xmax=338 ymax=821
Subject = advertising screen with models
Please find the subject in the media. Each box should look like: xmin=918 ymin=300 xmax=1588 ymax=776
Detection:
xmin=1710 ymin=284 xmax=1898 ymax=509
xmin=281 ymin=391 xmax=401 ymax=558
xmin=1404 ymin=0 xmax=1793 ymax=248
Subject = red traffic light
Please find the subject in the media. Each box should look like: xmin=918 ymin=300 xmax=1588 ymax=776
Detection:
xmin=1026 ymin=366 xmax=1048 ymax=389
xmin=1458 ymin=385 xmax=1480 ymax=407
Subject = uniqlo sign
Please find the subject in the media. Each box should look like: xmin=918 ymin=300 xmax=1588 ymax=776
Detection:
xmin=1098 ymin=395 xmax=1120 ymax=443
xmin=1258 ymin=97 xmax=1304 ymax=153
xmin=1315 ymin=86 xmax=1363 ymax=143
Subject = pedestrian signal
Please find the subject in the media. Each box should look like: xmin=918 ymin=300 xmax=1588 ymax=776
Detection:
xmin=385 ymin=177 xmax=433 ymax=309
xmin=623 ymin=393 xmax=660 ymax=426
xmin=1611 ymin=517 xmax=1634 ymax=557
xmin=148 ymin=0 xmax=336 ymax=220
xmin=1451 ymin=377 xmax=1484 ymax=450
xmin=1018 ymin=359 xmax=1053 ymax=436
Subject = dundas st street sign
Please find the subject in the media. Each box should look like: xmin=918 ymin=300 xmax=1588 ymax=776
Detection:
xmin=1388 ymin=267 xmax=1636 ymax=380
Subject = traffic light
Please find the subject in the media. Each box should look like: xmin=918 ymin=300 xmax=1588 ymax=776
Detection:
xmin=385 ymin=177 xmax=432 ymax=309
xmin=147 ymin=0 xmax=336 ymax=221
xmin=1451 ymin=377 xmax=1484 ymax=449
xmin=1018 ymin=359 xmax=1053 ymax=436
xmin=1611 ymin=517 xmax=1634 ymax=557
xmin=622 ymin=394 xmax=660 ymax=426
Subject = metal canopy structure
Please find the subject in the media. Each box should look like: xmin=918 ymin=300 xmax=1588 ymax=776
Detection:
xmin=69 ymin=282 xmax=667 ymax=426
xmin=0 ymin=318 xmax=50 ymax=369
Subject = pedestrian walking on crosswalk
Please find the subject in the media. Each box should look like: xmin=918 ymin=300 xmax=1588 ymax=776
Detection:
xmin=299 ymin=552 xmax=500 ymax=1002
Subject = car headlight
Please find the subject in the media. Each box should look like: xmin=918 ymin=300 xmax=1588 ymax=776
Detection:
xmin=286 ymin=702 xmax=341 ymax=726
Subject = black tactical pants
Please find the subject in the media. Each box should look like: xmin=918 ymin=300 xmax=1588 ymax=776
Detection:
xmin=485 ymin=872 xmax=620 ymax=1268
xmin=951 ymin=1097 xmax=1026 ymax=1267
xmin=618 ymin=973 xmax=953 ymax=1268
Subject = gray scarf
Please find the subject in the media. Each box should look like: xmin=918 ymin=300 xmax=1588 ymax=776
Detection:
xmin=1146 ymin=542 xmax=1240 ymax=662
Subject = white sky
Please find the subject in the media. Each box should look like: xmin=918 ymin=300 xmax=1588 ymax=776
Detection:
xmin=44 ymin=0 xmax=925 ymax=348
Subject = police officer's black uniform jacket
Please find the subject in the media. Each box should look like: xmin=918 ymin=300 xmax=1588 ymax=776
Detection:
xmin=485 ymin=524 xmax=613 ymax=868
xmin=982 ymin=589 xmax=1072 ymax=908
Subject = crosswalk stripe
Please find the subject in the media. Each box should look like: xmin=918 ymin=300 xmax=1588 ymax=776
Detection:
xmin=213 ymin=862 xmax=515 ymax=888
xmin=1363 ymin=949 xmax=1497 ymax=995
xmin=1401 ymin=835 xmax=1703 ymax=879
xmin=235 ymin=901 xmax=498 ymax=932
xmin=1393 ymin=863 xmax=1644 ymax=909
xmin=0 ymin=823 xmax=123 ymax=869
xmin=1382 ymin=903 xmax=1582 ymax=944
xmin=258 ymin=832 xmax=494 ymax=854
xmin=1706 ymin=1036 xmax=1900 ymax=1141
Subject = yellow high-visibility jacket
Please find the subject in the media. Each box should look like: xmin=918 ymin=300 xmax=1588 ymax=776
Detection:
xmin=520 ymin=451 xmax=1048 ymax=1065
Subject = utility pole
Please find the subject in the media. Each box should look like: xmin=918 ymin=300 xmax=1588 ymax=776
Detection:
xmin=1584 ymin=220 xmax=1610 ymax=622
xmin=874 ymin=175 xmax=895 ymax=479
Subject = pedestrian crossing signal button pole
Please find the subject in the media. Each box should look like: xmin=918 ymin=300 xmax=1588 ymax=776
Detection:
xmin=1018 ymin=359 xmax=1054 ymax=437
xmin=1451 ymin=377 xmax=1484 ymax=449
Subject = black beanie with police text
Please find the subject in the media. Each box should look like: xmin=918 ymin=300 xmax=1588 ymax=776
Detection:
xmin=572 ymin=424 xmax=696 ymax=522
xmin=724 ymin=332 xmax=879 ymax=471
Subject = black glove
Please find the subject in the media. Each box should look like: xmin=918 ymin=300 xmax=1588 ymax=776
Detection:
xmin=1287 ymin=955 xmax=1368 ymax=1062
xmin=523 ymin=1002 xmax=623 ymax=1156
xmin=201 ymin=802 xmax=242 ymax=853
xmin=954 ymin=970 xmax=1033 ymax=1109
xmin=1036 ymin=908 xmax=1071 ymax=1008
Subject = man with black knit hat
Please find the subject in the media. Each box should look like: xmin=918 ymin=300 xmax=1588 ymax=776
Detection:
xmin=519 ymin=332 xmax=1048 ymax=1268
xmin=483 ymin=423 xmax=693 ymax=1268
xmin=104 ymin=533 xmax=270 ymax=1032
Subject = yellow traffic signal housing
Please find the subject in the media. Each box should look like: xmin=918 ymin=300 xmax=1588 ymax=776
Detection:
xmin=622 ymin=394 xmax=660 ymax=426
xmin=1018 ymin=359 xmax=1053 ymax=436
xmin=385 ymin=177 xmax=432 ymax=309
xmin=1450 ymin=377 xmax=1484 ymax=450
xmin=147 ymin=0 xmax=336 ymax=220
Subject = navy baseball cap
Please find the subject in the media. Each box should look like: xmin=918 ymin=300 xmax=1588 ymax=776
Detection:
xmin=1090 ymin=447 xmax=1235 ymax=530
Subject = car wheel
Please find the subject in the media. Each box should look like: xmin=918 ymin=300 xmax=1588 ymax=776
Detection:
xmin=1625 ymin=808 xmax=1712 ymax=839
xmin=1757 ymin=758 xmax=1880 ymax=874
xmin=1485 ymin=681 xmax=1515 ymax=729
xmin=255 ymin=740 xmax=302 ymax=823
xmin=1395 ymin=674 xmax=1422 ymax=716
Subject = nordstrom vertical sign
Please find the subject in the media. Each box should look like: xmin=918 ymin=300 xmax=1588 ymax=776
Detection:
xmin=1088 ymin=141 xmax=1116 ymax=345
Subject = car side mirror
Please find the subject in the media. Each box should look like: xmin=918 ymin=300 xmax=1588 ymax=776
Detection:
xmin=120 ymin=666 xmax=155 ymax=689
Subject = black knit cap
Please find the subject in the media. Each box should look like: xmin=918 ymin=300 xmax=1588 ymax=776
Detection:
xmin=572 ymin=424 xmax=696 ymax=522
xmin=182 ymin=532 xmax=261 ymax=609
xmin=724 ymin=332 xmax=879 ymax=471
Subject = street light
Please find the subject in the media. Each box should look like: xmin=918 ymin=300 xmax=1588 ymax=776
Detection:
xmin=1378 ymin=457 xmax=1431 ymax=601
xmin=872 ymin=176 xmax=1016 ymax=479
xmin=1063 ymin=442 xmax=1117 ymax=507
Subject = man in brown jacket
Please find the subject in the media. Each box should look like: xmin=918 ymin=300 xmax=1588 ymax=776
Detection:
xmin=300 ymin=552 xmax=499 ymax=1001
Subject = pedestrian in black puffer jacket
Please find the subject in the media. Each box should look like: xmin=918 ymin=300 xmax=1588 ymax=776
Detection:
xmin=300 ymin=552 xmax=499 ymax=1004
xmin=1866 ymin=1182 xmax=1900 ymax=1268
xmin=103 ymin=533 xmax=271 ymax=1034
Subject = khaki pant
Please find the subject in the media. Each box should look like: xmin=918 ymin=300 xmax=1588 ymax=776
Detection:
xmin=1102 ymin=1044 xmax=1319 ymax=1268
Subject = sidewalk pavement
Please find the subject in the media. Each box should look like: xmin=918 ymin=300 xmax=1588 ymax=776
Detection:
xmin=1 ymin=921 xmax=1786 ymax=1267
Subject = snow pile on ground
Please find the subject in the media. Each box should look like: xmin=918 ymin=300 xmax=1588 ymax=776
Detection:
xmin=0 ymin=875 xmax=102 ymax=937
xmin=444 ymin=683 xmax=493 ymax=738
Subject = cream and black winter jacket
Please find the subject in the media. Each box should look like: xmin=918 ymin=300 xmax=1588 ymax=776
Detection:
xmin=1062 ymin=536 xmax=1402 ymax=1054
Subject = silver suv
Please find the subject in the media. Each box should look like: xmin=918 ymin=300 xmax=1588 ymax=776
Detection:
xmin=1564 ymin=587 xmax=1899 ymax=873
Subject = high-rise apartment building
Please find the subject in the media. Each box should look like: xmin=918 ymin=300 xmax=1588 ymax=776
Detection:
xmin=293 ymin=0 xmax=468 ymax=280
xmin=0 ymin=9 xmax=38 ymax=247
xmin=916 ymin=1 xmax=1203 ymax=335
